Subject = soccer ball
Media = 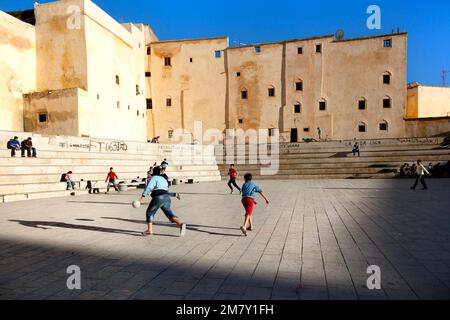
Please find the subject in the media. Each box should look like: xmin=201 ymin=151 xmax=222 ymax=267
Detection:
xmin=132 ymin=200 xmax=141 ymax=208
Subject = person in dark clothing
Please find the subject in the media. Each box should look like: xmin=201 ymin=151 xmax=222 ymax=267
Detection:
xmin=352 ymin=142 xmax=360 ymax=157
xmin=227 ymin=164 xmax=241 ymax=194
xmin=21 ymin=137 xmax=37 ymax=158
xmin=7 ymin=136 xmax=21 ymax=157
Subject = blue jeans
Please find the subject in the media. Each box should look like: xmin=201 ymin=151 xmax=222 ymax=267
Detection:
xmin=66 ymin=181 xmax=76 ymax=190
xmin=146 ymin=194 xmax=176 ymax=223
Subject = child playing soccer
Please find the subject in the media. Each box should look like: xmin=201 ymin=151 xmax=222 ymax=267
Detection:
xmin=240 ymin=173 xmax=269 ymax=236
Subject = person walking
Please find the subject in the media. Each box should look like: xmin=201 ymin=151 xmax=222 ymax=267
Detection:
xmin=352 ymin=142 xmax=360 ymax=157
xmin=139 ymin=166 xmax=186 ymax=236
xmin=105 ymin=167 xmax=119 ymax=193
xmin=411 ymin=160 xmax=431 ymax=190
xmin=7 ymin=136 xmax=21 ymax=157
xmin=227 ymin=164 xmax=241 ymax=194
xmin=317 ymin=127 xmax=322 ymax=140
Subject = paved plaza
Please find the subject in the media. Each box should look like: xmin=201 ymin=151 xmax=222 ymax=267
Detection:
xmin=1 ymin=179 xmax=450 ymax=300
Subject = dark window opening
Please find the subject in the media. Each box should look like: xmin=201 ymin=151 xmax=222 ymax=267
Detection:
xmin=294 ymin=104 xmax=301 ymax=113
xmin=115 ymin=75 xmax=120 ymax=85
xmin=241 ymin=90 xmax=248 ymax=100
xmin=383 ymin=74 xmax=391 ymax=84
xmin=358 ymin=124 xmax=367 ymax=132
xmin=146 ymin=99 xmax=153 ymax=110
xmin=303 ymin=127 xmax=310 ymax=132
xmin=296 ymin=82 xmax=303 ymax=91
xmin=238 ymin=119 xmax=243 ymax=124
xmin=215 ymin=50 xmax=221 ymax=58
xmin=168 ymin=130 xmax=174 ymax=139
xmin=137 ymin=110 xmax=140 ymax=116
xmin=297 ymin=47 xmax=303 ymax=54
xmin=164 ymin=57 xmax=171 ymax=66
xmin=268 ymin=128 xmax=276 ymax=137
xmin=384 ymin=39 xmax=392 ymax=48
xmin=166 ymin=98 xmax=172 ymax=107
xmin=236 ymin=72 xmax=241 ymax=77
xmin=383 ymin=98 xmax=391 ymax=109
xmin=268 ymin=87 xmax=275 ymax=97
xmin=379 ymin=122 xmax=388 ymax=131
xmin=190 ymin=58 xmax=193 ymax=63
xmin=255 ymin=46 xmax=261 ymax=53
xmin=147 ymin=47 xmax=151 ymax=55
xmin=145 ymin=72 xmax=151 ymax=77
xmin=358 ymin=99 xmax=367 ymax=110
xmin=38 ymin=113 xmax=47 ymax=123
xmin=316 ymin=44 xmax=322 ymax=53
xmin=319 ymin=101 xmax=326 ymax=111
xmin=136 ymin=85 xmax=140 ymax=95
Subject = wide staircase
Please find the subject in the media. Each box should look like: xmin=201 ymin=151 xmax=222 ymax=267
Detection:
xmin=216 ymin=137 xmax=450 ymax=180
xmin=0 ymin=131 xmax=221 ymax=203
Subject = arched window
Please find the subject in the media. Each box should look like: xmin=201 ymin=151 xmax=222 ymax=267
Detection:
xmin=268 ymin=85 xmax=275 ymax=97
xmin=294 ymin=102 xmax=301 ymax=114
xmin=295 ymin=79 xmax=303 ymax=91
xmin=358 ymin=122 xmax=367 ymax=133
xmin=379 ymin=120 xmax=388 ymax=131
xmin=382 ymin=71 xmax=392 ymax=85
xmin=241 ymin=88 xmax=248 ymax=100
xmin=358 ymin=97 xmax=367 ymax=110
xmin=383 ymin=96 xmax=392 ymax=109
xmin=319 ymin=98 xmax=327 ymax=111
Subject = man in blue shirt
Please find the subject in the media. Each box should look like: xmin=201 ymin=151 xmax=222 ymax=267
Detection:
xmin=240 ymin=173 xmax=269 ymax=236
xmin=139 ymin=166 xmax=186 ymax=236
xmin=7 ymin=136 xmax=21 ymax=157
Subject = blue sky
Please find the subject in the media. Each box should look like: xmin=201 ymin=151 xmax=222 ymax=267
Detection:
xmin=2 ymin=0 xmax=449 ymax=85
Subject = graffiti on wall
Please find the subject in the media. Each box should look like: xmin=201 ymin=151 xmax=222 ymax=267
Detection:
xmin=58 ymin=140 xmax=128 ymax=153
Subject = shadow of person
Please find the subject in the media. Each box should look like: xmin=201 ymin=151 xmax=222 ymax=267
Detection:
xmin=9 ymin=220 xmax=141 ymax=236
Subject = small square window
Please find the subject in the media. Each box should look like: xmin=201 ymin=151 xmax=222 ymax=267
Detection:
xmin=303 ymin=127 xmax=310 ymax=132
xmin=384 ymin=39 xmax=392 ymax=48
xmin=358 ymin=100 xmax=366 ymax=110
xmin=38 ymin=113 xmax=47 ymax=123
xmin=268 ymin=88 xmax=275 ymax=97
xmin=215 ymin=50 xmax=221 ymax=58
xmin=168 ymin=130 xmax=174 ymax=139
xmin=164 ymin=57 xmax=171 ymax=66
xmin=294 ymin=104 xmax=301 ymax=113
xmin=296 ymin=82 xmax=303 ymax=91
xmin=297 ymin=47 xmax=303 ymax=54
xmin=146 ymin=99 xmax=153 ymax=110
xmin=255 ymin=46 xmax=261 ymax=53
xmin=379 ymin=123 xmax=388 ymax=131
xmin=236 ymin=72 xmax=241 ymax=77
xmin=146 ymin=72 xmax=151 ymax=77
xmin=319 ymin=101 xmax=326 ymax=111
xmin=115 ymin=75 xmax=120 ymax=85
xmin=383 ymin=98 xmax=391 ymax=109
xmin=147 ymin=47 xmax=151 ymax=55
xmin=166 ymin=98 xmax=172 ymax=107
xmin=383 ymin=74 xmax=391 ymax=84
xmin=238 ymin=119 xmax=243 ymax=124
xmin=241 ymin=90 xmax=248 ymax=100
xmin=316 ymin=44 xmax=322 ymax=53
xmin=358 ymin=125 xmax=366 ymax=132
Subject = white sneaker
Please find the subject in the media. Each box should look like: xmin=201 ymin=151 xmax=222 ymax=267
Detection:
xmin=180 ymin=223 xmax=187 ymax=236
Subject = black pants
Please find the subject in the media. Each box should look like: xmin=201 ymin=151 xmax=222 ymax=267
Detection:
xmin=21 ymin=147 xmax=36 ymax=157
xmin=412 ymin=175 xmax=428 ymax=190
xmin=228 ymin=178 xmax=241 ymax=191
xmin=7 ymin=146 xmax=18 ymax=157
xmin=353 ymin=149 xmax=360 ymax=157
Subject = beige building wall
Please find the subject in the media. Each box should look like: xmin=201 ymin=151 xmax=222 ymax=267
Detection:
xmin=226 ymin=33 xmax=407 ymax=142
xmin=406 ymin=84 xmax=450 ymax=119
xmin=147 ymin=37 xmax=228 ymax=143
xmin=0 ymin=11 xmax=36 ymax=132
xmin=25 ymin=0 xmax=148 ymax=141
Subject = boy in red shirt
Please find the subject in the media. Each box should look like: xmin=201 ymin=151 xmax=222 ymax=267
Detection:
xmin=227 ymin=164 xmax=241 ymax=194
xmin=105 ymin=167 xmax=119 ymax=193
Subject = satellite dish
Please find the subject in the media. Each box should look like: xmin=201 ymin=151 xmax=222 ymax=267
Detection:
xmin=335 ymin=29 xmax=345 ymax=41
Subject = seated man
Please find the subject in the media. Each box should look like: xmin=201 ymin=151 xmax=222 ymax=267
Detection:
xmin=65 ymin=171 xmax=76 ymax=190
xmin=7 ymin=136 xmax=21 ymax=157
xmin=21 ymin=137 xmax=37 ymax=158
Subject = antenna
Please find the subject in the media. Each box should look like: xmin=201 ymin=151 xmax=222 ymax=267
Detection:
xmin=442 ymin=68 xmax=449 ymax=86
xmin=334 ymin=29 xmax=344 ymax=41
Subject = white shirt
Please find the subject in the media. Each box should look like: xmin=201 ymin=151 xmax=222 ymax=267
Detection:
xmin=416 ymin=164 xmax=430 ymax=176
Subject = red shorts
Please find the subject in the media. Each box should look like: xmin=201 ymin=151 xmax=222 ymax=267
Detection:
xmin=242 ymin=197 xmax=256 ymax=216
